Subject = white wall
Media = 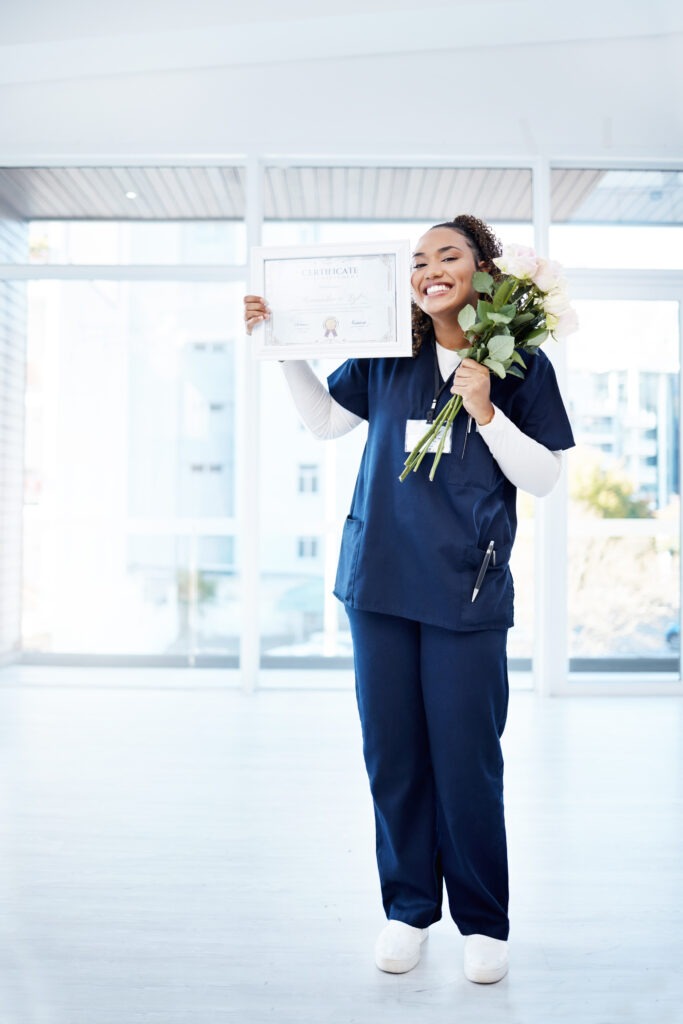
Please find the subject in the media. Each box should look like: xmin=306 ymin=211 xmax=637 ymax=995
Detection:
xmin=0 ymin=2 xmax=681 ymax=161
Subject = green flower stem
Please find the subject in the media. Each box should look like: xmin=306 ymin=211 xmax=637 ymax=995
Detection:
xmin=428 ymin=395 xmax=463 ymax=481
xmin=404 ymin=402 xmax=452 ymax=458
xmin=399 ymin=403 xmax=452 ymax=477
xmin=399 ymin=394 xmax=465 ymax=483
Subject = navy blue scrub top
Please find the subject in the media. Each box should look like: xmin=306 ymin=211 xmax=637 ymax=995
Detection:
xmin=328 ymin=339 xmax=575 ymax=632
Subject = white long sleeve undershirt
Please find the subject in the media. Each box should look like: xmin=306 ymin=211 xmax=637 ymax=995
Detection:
xmin=281 ymin=350 xmax=564 ymax=498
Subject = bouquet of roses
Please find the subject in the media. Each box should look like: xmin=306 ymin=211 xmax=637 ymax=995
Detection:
xmin=399 ymin=244 xmax=578 ymax=483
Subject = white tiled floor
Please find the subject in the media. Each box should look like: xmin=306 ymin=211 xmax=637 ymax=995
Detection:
xmin=1 ymin=666 xmax=682 ymax=1024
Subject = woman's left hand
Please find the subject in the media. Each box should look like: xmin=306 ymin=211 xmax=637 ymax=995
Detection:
xmin=451 ymin=358 xmax=495 ymax=426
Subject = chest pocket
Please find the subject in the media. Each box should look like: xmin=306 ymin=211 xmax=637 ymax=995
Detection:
xmin=445 ymin=414 xmax=499 ymax=491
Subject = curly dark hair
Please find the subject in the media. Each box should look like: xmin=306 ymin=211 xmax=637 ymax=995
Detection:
xmin=411 ymin=214 xmax=503 ymax=356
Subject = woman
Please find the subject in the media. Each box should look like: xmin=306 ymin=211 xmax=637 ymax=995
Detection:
xmin=244 ymin=215 xmax=574 ymax=984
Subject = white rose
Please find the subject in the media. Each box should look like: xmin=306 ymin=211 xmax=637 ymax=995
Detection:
xmin=532 ymin=258 xmax=566 ymax=294
xmin=492 ymin=244 xmax=538 ymax=281
xmin=550 ymin=306 xmax=579 ymax=340
xmin=542 ymin=289 xmax=571 ymax=316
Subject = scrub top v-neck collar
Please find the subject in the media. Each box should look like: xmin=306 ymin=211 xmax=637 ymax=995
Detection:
xmin=435 ymin=341 xmax=462 ymax=382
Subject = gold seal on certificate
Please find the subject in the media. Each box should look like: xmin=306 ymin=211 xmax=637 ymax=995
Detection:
xmin=250 ymin=241 xmax=412 ymax=360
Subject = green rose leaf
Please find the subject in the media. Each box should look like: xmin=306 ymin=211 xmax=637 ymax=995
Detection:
xmin=511 ymin=350 xmax=527 ymax=368
xmin=483 ymin=357 xmax=507 ymax=379
xmin=492 ymin=277 xmax=517 ymax=311
xmin=458 ymin=304 xmax=476 ymax=332
xmin=472 ymin=271 xmax=494 ymax=295
xmin=488 ymin=312 xmax=513 ymax=324
xmin=525 ymin=336 xmax=548 ymax=349
xmin=524 ymin=328 xmax=549 ymax=344
xmin=487 ymin=335 xmax=515 ymax=361
xmin=477 ymin=299 xmax=494 ymax=322
xmin=506 ymin=365 xmax=526 ymax=380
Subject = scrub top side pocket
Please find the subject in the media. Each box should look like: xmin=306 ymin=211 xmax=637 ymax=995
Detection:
xmin=459 ymin=559 xmax=514 ymax=629
xmin=334 ymin=515 xmax=364 ymax=604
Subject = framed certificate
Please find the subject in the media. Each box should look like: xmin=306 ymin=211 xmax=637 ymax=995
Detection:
xmin=250 ymin=240 xmax=412 ymax=360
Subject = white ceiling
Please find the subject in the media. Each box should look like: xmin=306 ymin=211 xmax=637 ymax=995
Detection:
xmin=1 ymin=0 xmax=682 ymax=86
xmin=1 ymin=0 xmax=481 ymax=44
xmin=0 ymin=2 xmax=680 ymax=164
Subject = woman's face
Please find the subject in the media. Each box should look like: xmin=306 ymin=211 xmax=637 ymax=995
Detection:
xmin=410 ymin=227 xmax=481 ymax=320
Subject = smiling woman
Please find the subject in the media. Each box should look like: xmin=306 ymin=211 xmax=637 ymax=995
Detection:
xmin=244 ymin=211 xmax=574 ymax=985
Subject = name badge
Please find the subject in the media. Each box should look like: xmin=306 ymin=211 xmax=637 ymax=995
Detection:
xmin=404 ymin=419 xmax=452 ymax=455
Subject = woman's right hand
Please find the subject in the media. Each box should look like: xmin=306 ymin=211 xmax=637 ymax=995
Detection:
xmin=244 ymin=295 xmax=269 ymax=335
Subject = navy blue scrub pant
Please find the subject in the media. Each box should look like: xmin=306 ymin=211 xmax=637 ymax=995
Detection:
xmin=346 ymin=606 xmax=510 ymax=941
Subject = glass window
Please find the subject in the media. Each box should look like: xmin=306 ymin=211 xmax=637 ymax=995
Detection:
xmin=298 ymin=464 xmax=319 ymax=494
xmin=297 ymin=537 xmax=319 ymax=558
xmin=27 ymin=220 xmax=246 ymax=265
xmin=258 ymin=357 xmax=366 ymax=665
xmin=22 ymin=279 xmax=243 ymax=658
xmin=550 ymin=168 xmax=683 ymax=269
xmin=263 ymin=219 xmax=534 ymax=249
xmin=566 ymin=299 xmax=680 ymax=671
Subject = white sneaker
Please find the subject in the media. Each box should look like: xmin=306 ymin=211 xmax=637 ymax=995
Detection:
xmin=463 ymin=934 xmax=509 ymax=984
xmin=374 ymin=920 xmax=429 ymax=974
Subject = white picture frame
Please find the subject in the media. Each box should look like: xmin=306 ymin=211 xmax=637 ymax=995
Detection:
xmin=250 ymin=240 xmax=412 ymax=360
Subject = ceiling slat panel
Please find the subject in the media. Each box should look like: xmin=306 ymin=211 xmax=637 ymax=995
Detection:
xmin=381 ymin=168 xmax=399 ymax=220
xmin=138 ymin=168 xmax=172 ymax=218
xmin=476 ymin=168 xmax=501 ymax=219
xmin=140 ymin=168 xmax=179 ymax=218
xmin=360 ymin=166 xmax=377 ymax=220
xmin=291 ymin=167 xmax=308 ymax=220
xmin=213 ymin=167 xmax=244 ymax=219
xmin=266 ymin=167 xmax=290 ymax=220
xmin=434 ymin=168 xmax=458 ymax=219
xmin=262 ymin=167 xmax=277 ymax=220
xmin=153 ymin=167 xmax=189 ymax=218
xmin=0 ymin=170 xmax=31 ymax=218
xmin=435 ymin=168 xmax=455 ymax=216
xmin=47 ymin=168 xmax=92 ymax=217
xmin=551 ymin=169 xmax=606 ymax=221
xmin=192 ymin=167 xmax=221 ymax=218
xmin=0 ymin=164 xmax=679 ymax=225
xmin=345 ymin=166 xmax=363 ymax=221
xmin=79 ymin=166 xmax=125 ymax=217
xmin=174 ymin=166 xmax=209 ymax=218
xmin=25 ymin=169 xmax=76 ymax=218
xmin=72 ymin=167 xmax=120 ymax=217
xmin=90 ymin=168 xmax=121 ymax=217
xmin=306 ymin=166 xmax=323 ymax=220
xmin=231 ymin=167 xmax=246 ymax=217
xmin=507 ymin=169 xmax=533 ymax=221
xmin=567 ymin=171 xmax=608 ymax=219
xmin=447 ymin=168 xmax=475 ymax=216
xmin=401 ymin=168 xmax=425 ymax=221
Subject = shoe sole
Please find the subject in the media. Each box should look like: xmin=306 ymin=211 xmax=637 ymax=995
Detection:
xmin=375 ymin=952 xmax=421 ymax=974
xmin=464 ymin=962 xmax=509 ymax=984
xmin=375 ymin=929 xmax=429 ymax=974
